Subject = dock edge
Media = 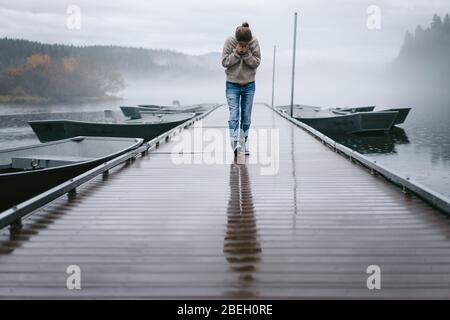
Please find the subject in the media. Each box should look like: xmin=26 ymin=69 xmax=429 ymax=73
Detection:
xmin=267 ymin=103 xmax=450 ymax=215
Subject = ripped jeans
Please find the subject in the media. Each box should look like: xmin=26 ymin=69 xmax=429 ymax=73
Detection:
xmin=225 ymin=81 xmax=255 ymax=142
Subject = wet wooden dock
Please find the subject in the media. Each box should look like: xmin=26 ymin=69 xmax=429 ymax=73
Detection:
xmin=1 ymin=104 xmax=450 ymax=299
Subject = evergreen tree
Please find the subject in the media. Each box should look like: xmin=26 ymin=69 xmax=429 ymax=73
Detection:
xmin=399 ymin=30 xmax=414 ymax=57
xmin=415 ymin=25 xmax=424 ymax=39
xmin=394 ymin=13 xmax=450 ymax=91
xmin=431 ymin=14 xmax=442 ymax=30
xmin=444 ymin=14 xmax=450 ymax=32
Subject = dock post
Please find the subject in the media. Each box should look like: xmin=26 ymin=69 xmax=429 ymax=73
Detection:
xmin=290 ymin=12 xmax=298 ymax=118
xmin=68 ymin=188 xmax=77 ymax=199
xmin=9 ymin=218 xmax=22 ymax=232
xmin=271 ymin=45 xmax=276 ymax=108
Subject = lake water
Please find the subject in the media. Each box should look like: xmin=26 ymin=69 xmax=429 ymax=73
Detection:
xmin=327 ymin=96 xmax=450 ymax=199
xmin=0 ymin=94 xmax=449 ymax=199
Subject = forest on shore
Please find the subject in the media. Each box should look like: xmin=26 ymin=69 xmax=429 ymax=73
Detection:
xmin=391 ymin=13 xmax=450 ymax=95
xmin=0 ymin=38 xmax=219 ymax=103
xmin=0 ymin=53 xmax=124 ymax=103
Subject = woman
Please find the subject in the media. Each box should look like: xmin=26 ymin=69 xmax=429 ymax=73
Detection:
xmin=221 ymin=22 xmax=261 ymax=155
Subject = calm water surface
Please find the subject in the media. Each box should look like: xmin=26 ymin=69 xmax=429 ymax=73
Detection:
xmin=327 ymin=97 xmax=450 ymax=198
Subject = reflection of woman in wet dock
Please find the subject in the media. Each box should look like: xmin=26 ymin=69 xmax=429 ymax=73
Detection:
xmin=223 ymin=163 xmax=261 ymax=297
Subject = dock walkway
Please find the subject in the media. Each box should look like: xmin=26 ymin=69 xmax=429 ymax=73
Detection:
xmin=1 ymin=104 xmax=450 ymax=298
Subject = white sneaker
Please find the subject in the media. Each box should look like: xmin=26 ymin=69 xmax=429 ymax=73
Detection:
xmin=237 ymin=138 xmax=249 ymax=156
xmin=237 ymin=137 xmax=243 ymax=152
xmin=230 ymin=140 xmax=238 ymax=155
xmin=243 ymin=138 xmax=250 ymax=155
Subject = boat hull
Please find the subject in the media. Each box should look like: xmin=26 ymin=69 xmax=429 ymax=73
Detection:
xmin=0 ymin=137 xmax=142 ymax=212
xmin=296 ymin=111 xmax=398 ymax=134
xmin=1 ymin=158 xmax=103 ymax=212
xmin=29 ymin=116 xmax=193 ymax=142
xmin=382 ymin=108 xmax=411 ymax=125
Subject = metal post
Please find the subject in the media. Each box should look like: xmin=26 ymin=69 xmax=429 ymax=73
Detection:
xmin=290 ymin=12 xmax=298 ymax=118
xmin=9 ymin=218 xmax=22 ymax=232
xmin=271 ymin=45 xmax=276 ymax=108
xmin=68 ymin=188 xmax=77 ymax=199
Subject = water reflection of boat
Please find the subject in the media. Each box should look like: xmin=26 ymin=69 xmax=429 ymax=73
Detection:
xmin=328 ymin=127 xmax=410 ymax=154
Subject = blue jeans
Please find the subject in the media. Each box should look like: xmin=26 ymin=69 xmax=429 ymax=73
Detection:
xmin=226 ymin=81 xmax=255 ymax=142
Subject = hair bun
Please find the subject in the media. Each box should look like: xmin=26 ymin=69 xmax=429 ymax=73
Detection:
xmin=235 ymin=22 xmax=252 ymax=42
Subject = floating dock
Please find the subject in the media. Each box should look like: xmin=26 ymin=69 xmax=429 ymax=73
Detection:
xmin=1 ymin=103 xmax=450 ymax=298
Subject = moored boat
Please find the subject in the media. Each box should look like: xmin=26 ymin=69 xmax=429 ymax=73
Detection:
xmin=333 ymin=106 xmax=376 ymax=113
xmin=329 ymin=106 xmax=410 ymax=125
xmin=133 ymin=104 xmax=213 ymax=115
xmin=28 ymin=112 xmax=196 ymax=142
xmin=381 ymin=108 xmax=411 ymax=125
xmin=0 ymin=136 xmax=143 ymax=212
xmin=120 ymin=104 xmax=213 ymax=119
xmin=278 ymin=105 xmax=399 ymax=134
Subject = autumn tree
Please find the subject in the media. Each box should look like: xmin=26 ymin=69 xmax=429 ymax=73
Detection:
xmin=0 ymin=52 xmax=125 ymax=101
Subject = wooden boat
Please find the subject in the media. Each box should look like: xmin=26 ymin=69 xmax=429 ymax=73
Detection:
xmin=278 ymin=105 xmax=399 ymax=134
xmin=28 ymin=112 xmax=195 ymax=142
xmin=0 ymin=136 xmax=143 ymax=212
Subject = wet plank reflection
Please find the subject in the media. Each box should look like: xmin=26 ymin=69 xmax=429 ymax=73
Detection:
xmin=224 ymin=162 xmax=261 ymax=297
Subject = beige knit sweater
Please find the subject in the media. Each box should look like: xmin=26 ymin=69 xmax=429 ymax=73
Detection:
xmin=221 ymin=36 xmax=261 ymax=85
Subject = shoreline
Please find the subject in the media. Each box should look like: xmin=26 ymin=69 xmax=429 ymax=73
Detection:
xmin=0 ymin=95 xmax=123 ymax=105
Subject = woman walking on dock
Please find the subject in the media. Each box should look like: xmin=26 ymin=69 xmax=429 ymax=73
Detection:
xmin=221 ymin=22 xmax=261 ymax=155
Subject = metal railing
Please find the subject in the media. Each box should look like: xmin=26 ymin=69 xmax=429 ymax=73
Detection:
xmin=268 ymin=103 xmax=450 ymax=215
xmin=0 ymin=104 xmax=221 ymax=230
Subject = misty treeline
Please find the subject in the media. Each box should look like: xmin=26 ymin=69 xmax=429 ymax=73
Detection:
xmin=0 ymin=38 xmax=219 ymax=101
xmin=0 ymin=53 xmax=125 ymax=101
xmin=392 ymin=13 xmax=450 ymax=94
xmin=0 ymin=38 xmax=218 ymax=79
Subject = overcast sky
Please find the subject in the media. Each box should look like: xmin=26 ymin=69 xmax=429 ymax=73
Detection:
xmin=0 ymin=0 xmax=448 ymax=65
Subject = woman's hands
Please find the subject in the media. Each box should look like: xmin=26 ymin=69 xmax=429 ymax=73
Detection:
xmin=235 ymin=42 xmax=250 ymax=55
